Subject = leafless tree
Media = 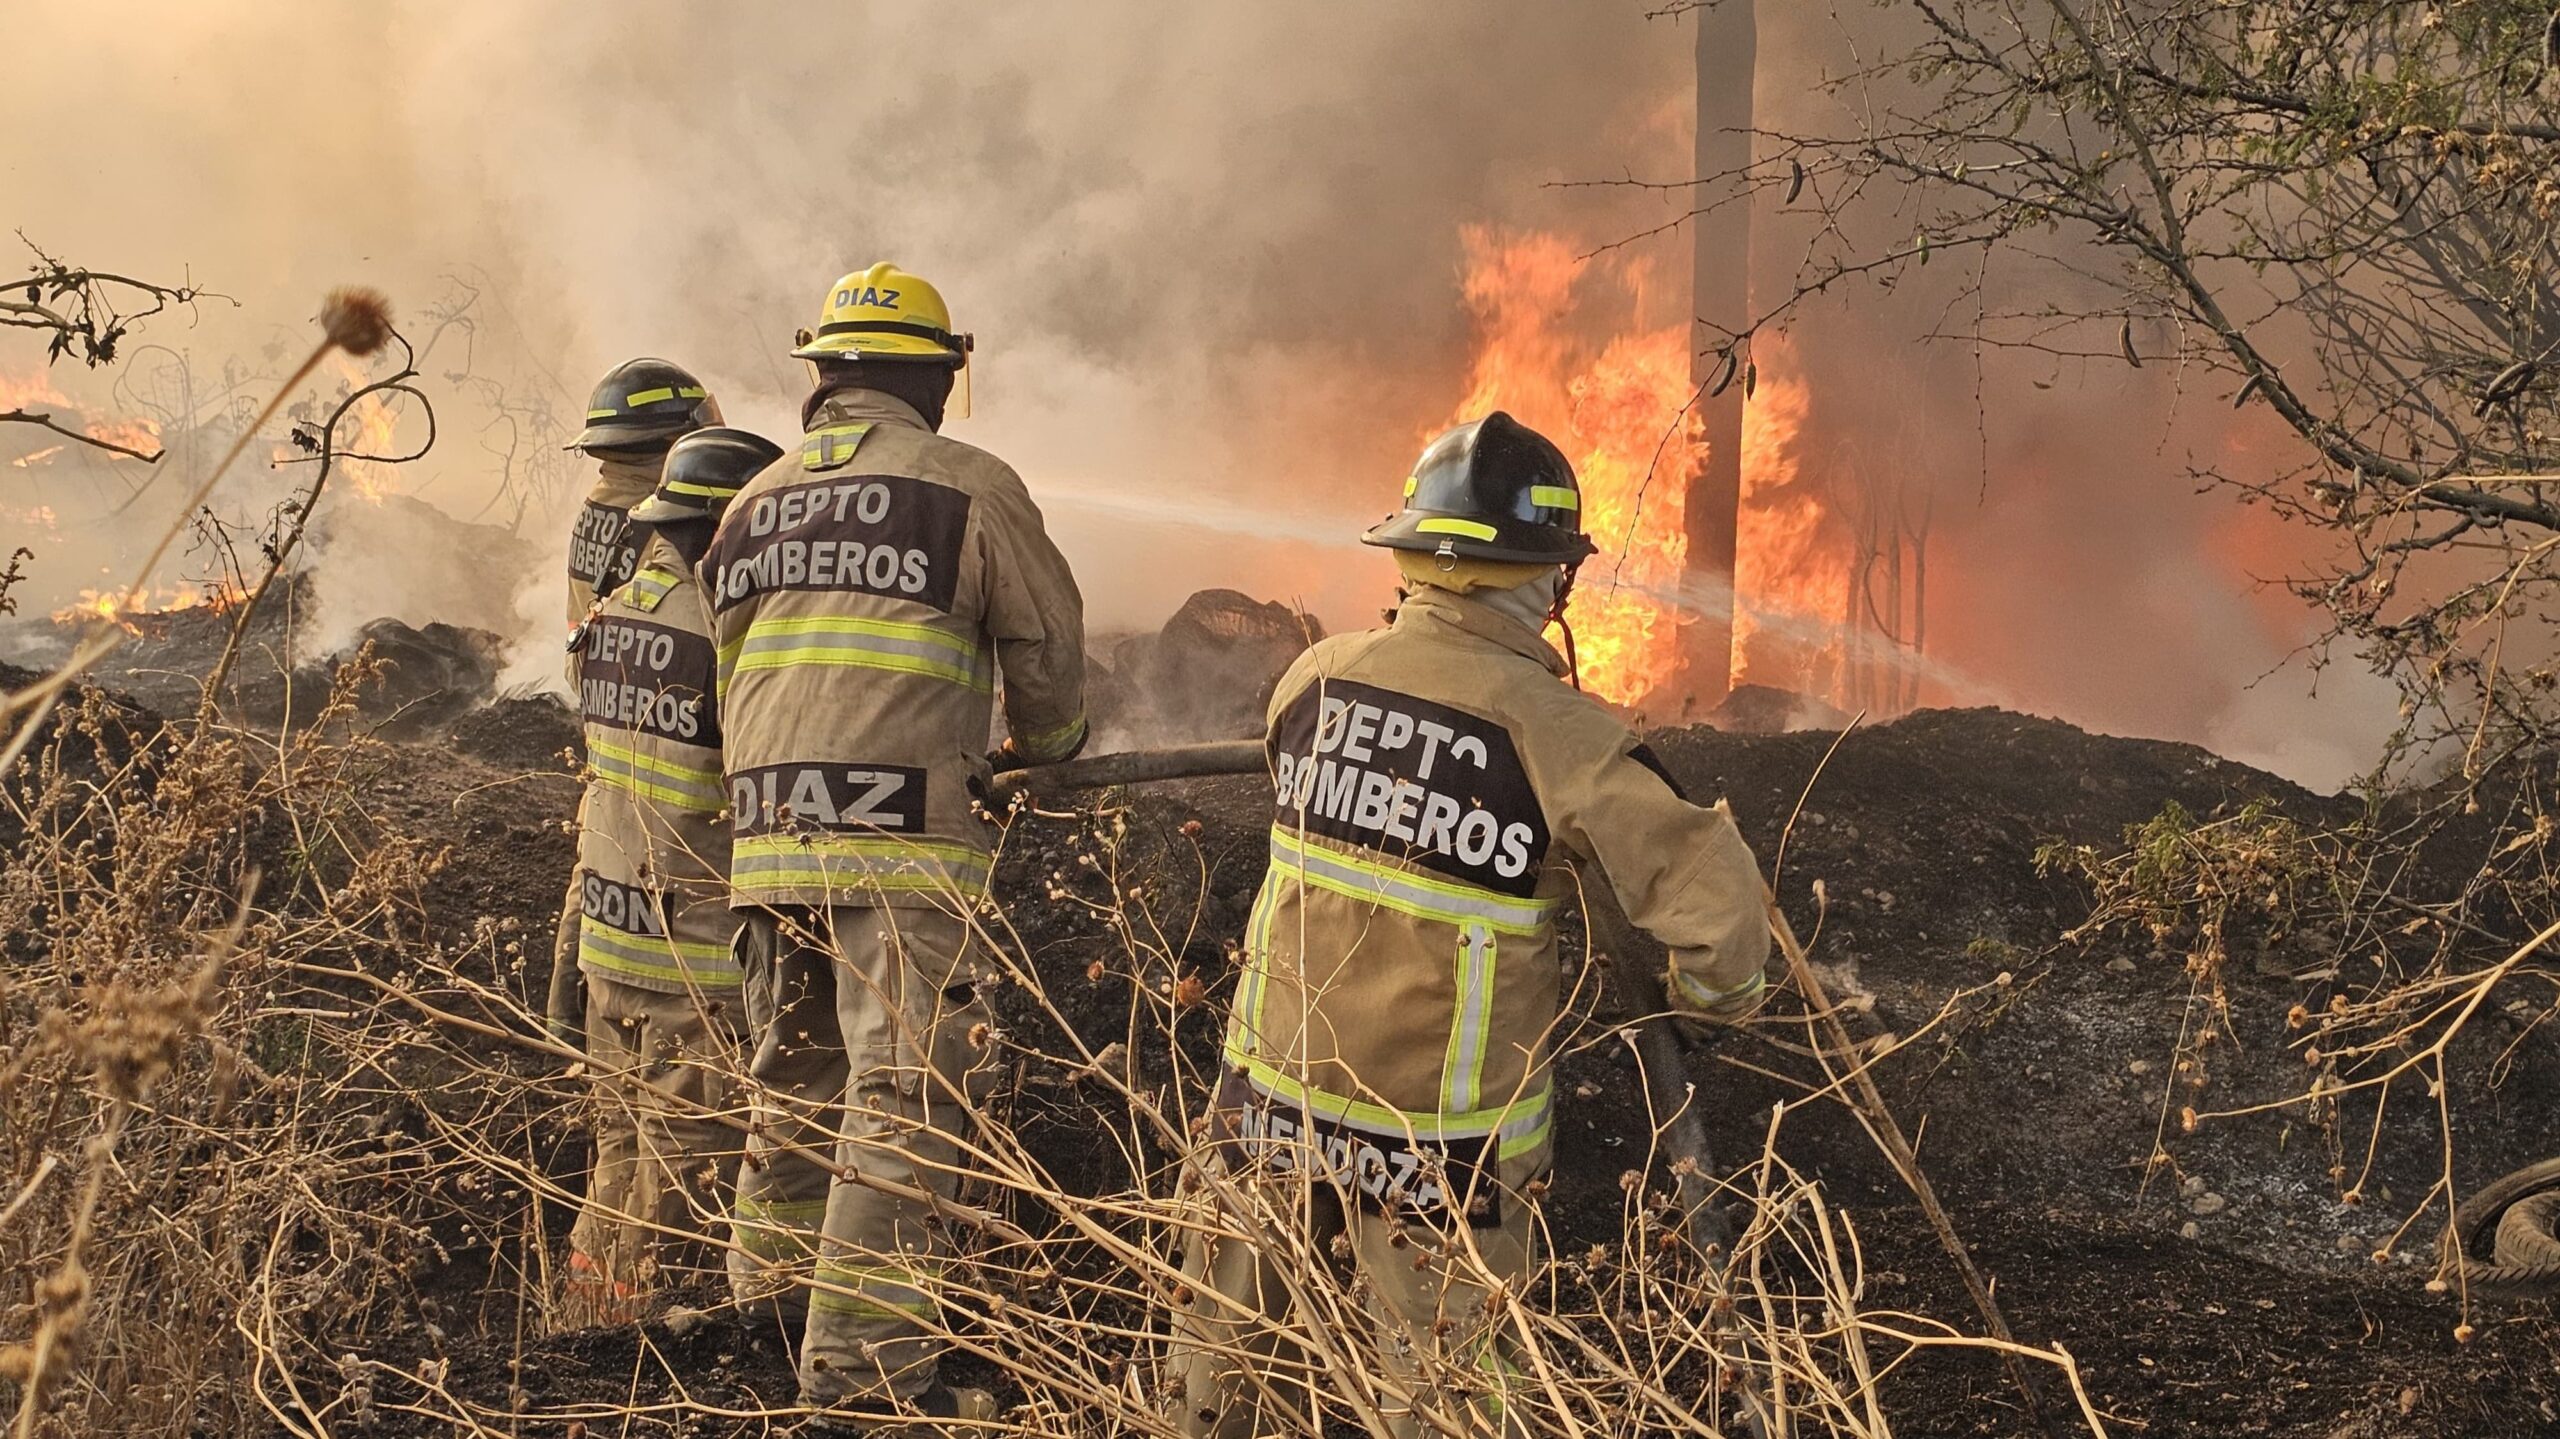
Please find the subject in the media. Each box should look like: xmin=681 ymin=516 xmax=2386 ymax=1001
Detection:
xmin=2 ymin=236 xmax=229 ymax=464
xmin=1623 ymin=0 xmax=2560 ymax=1277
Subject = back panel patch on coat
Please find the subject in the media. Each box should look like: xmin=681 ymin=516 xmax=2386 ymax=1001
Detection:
xmin=728 ymin=761 xmax=929 ymax=837
xmin=1267 ymin=678 xmax=1549 ymax=897
xmin=578 ymin=615 xmax=720 ymax=746
xmin=569 ymin=500 xmax=641 ymax=600
xmin=580 ymin=870 xmax=674 ymax=939
xmin=705 ymin=473 xmax=971 ymax=613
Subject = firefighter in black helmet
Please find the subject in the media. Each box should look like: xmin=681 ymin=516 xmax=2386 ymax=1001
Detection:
xmin=1363 ymin=409 xmax=1598 ymax=566
xmin=546 ymin=359 xmax=722 ymax=1057
xmin=558 ymin=425 xmax=780 ymax=1325
xmin=1172 ymin=410 xmax=1771 ymax=1439
xmin=563 ymin=358 xmax=724 ymax=634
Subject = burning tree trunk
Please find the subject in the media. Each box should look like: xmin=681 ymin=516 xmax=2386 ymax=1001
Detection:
xmin=1687 ymin=0 xmax=1756 ymax=707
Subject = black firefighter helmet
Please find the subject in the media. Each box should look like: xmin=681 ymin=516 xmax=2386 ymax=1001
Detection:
xmin=566 ymin=357 xmax=723 ymax=452
xmin=1361 ymin=411 xmax=1595 ymax=566
xmin=626 ymin=427 xmax=783 ymax=525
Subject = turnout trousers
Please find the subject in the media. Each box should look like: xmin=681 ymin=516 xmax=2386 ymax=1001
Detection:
xmin=562 ymin=972 xmax=743 ymax=1326
xmin=725 ymin=904 xmax=993 ymax=1409
xmin=1170 ymin=1087 xmax=1548 ymax=1439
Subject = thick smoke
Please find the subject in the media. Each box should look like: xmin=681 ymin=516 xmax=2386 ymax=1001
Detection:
xmin=0 ymin=0 xmax=2391 ymax=787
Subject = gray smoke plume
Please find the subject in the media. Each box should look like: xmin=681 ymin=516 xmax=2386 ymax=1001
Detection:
xmin=0 ymin=0 xmax=2391 ymax=787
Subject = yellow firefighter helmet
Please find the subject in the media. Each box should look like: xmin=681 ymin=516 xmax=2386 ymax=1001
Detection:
xmin=789 ymin=263 xmax=972 ymax=366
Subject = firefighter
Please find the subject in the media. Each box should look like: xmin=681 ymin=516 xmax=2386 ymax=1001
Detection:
xmin=563 ymin=358 xmax=726 ymax=630
xmin=703 ymin=263 xmax=1087 ymax=1430
xmin=558 ymin=425 xmax=778 ymax=1326
xmin=548 ymin=359 xmax=724 ymax=1048
xmin=1171 ymin=411 xmax=1774 ymax=1438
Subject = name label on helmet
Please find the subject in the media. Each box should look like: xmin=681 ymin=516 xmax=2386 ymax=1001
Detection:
xmin=580 ymin=870 xmax=674 ymax=938
xmin=833 ymin=286 xmax=902 ymax=311
xmin=569 ymin=500 xmax=640 ymax=597
xmin=705 ymin=474 xmax=970 ymax=614
xmin=727 ymin=762 xmax=927 ymax=836
xmin=1266 ymin=679 xmax=1549 ymax=898
xmin=577 ymin=614 xmax=718 ymax=746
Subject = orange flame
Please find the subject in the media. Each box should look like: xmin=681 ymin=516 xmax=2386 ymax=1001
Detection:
xmin=50 ymin=582 xmax=245 ymax=635
xmin=332 ymin=354 xmax=403 ymax=504
xmin=0 ymin=369 xmax=68 ymax=413
xmin=81 ymin=416 xmax=161 ymax=455
xmin=1731 ymin=339 xmax=1848 ymax=695
xmin=1444 ymin=228 xmax=1695 ymax=709
xmin=2 ymin=366 xmax=161 ymax=457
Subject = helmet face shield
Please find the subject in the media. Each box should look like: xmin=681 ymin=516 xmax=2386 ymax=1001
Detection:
xmin=1362 ymin=411 xmax=1596 ymax=565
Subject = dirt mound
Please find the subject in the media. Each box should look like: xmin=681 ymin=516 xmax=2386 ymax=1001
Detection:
xmin=12 ymin=578 xmax=508 ymax=734
xmin=22 ymin=683 xmax=2554 ymax=1436
xmin=447 ymin=694 xmax=583 ymax=772
xmin=1093 ymin=588 xmax=1321 ymax=744
xmin=966 ymin=705 xmax=2560 ymax=1435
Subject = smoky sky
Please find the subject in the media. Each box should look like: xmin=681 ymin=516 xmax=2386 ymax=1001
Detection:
xmin=0 ymin=0 xmax=2396 ymax=787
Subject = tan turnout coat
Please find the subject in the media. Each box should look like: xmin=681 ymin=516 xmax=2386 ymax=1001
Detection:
xmin=572 ymin=530 xmax=741 ymax=992
xmin=1224 ymin=586 xmax=1770 ymax=1211
xmin=701 ymin=390 xmax=1087 ymax=912
xmin=567 ymin=458 xmax=660 ymax=635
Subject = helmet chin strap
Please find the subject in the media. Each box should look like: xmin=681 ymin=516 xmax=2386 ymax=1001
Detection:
xmin=1549 ymin=560 xmax=1584 ymax=692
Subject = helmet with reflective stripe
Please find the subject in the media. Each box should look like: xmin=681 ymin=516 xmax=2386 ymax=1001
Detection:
xmin=1361 ymin=411 xmax=1594 ymax=565
xmin=626 ymin=427 xmax=784 ymax=524
xmin=789 ymin=262 xmax=972 ymax=366
xmin=567 ymin=357 xmax=722 ymax=451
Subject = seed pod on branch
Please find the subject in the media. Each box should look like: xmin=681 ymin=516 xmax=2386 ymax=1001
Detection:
xmin=1707 ymin=349 xmax=1740 ymax=397
xmin=1785 ymin=158 xmax=1806 ymax=204
xmin=2235 ymin=373 xmax=2268 ymax=408
xmin=320 ymin=288 xmax=393 ymax=358
xmin=2120 ymin=319 xmax=2142 ymax=369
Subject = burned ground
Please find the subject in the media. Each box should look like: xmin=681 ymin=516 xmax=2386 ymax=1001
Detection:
xmin=8 ymin=635 xmax=2558 ymax=1435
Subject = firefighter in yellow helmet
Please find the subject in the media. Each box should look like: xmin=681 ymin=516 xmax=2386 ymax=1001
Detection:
xmin=704 ymin=263 xmax=1086 ymax=1431
xmin=1170 ymin=412 xmax=1774 ymax=1438
xmin=557 ymin=426 xmax=778 ymax=1327
xmin=546 ymin=359 xmax=724 ymax=1053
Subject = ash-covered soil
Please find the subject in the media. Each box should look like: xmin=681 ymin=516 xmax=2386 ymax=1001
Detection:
xmin=11 ymin=646 xmax=2557 ymax=1435
xmin=969 ymin=707 xmax=2560 ymax=1437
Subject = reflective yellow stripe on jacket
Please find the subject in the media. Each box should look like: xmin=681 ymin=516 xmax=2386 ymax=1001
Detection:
xmin=1227 ymin=1051 xmax=1554 ymax=1161
xmin=577 ymin=918 xmax=744 ymax=989
xmin=587 ymin=736 xmax=725 ymax=813
xmin=729 ymin=832 xmax=993 ymax=898
xmin=624 ymin=566 xmax=681 ymax=612
xmin=1014 ymin=713 xmax=1089 ymax=764
xmin=1236 ymin=827 xmax=1555 ymax=1158
xmin=717 ymin=615 xmax=992 ymax=697
xmin=1266 ymin=827 xmax=1554 ymax=935
xmin=1444 ymin=923 xmax=1497 ymax=1116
